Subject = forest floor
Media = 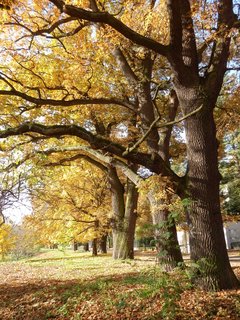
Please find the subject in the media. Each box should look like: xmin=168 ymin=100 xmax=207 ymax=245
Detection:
xmin=0 ymin=249 xmax=239 ymax=320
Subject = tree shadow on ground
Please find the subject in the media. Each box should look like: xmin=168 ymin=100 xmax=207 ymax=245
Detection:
xmin=0 ymin=269 xmax=239 ymax=320
xmin=0 ymin=272 xmax=141 ymax=320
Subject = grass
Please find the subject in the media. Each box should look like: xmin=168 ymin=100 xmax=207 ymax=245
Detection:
xmin=0 ymin=250 xmax=239 ymax=319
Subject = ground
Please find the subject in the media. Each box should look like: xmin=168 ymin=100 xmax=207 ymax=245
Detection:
xmin=0 ymin=250 xmax=239 ymax=320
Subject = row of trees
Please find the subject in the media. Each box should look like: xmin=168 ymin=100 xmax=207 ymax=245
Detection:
xmin=0 ymin=0 xmax=239 ymax=290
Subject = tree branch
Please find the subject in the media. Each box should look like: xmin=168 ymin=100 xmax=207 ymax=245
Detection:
xmin=167 ymin=0 xmax=182 ymax=53
xmin=0 ymin=122 xmax=181 ymax=185
xmin=204 ymin=0 xmax=236 ymax=102
xmin=49 ymin=0 xmax=170 ymax=57
xmin=39 ymin=217 xmax=96 ymax=224
xmin=218 ymin=0 xmax=238 ymax=27
xmin=7 ymin=17 xmax=85 ymax=40
xmin=0 ymin=89 xmax=136 ymax=112
xmin=43 ymin=153 xmax=108 ymax=173
xmin=123 ymin=104 xmax=203 ymax=156
xmin=39 ymin=145 xmax=142 ymax=186
xmin=113 ymin=47 xmax=139 ymax=83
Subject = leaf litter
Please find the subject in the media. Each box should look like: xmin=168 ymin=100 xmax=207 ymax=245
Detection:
xmin=0 ymin=252 xmax=239 ymax=319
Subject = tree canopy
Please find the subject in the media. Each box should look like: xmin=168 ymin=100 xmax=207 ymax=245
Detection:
xmin=0 ymin=0 xmax=239 ymax=290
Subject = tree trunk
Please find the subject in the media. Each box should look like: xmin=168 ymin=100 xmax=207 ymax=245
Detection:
xmin=114 ymin=51 xmax=182 ymax=264
xmin=83 ymin=242 xmax=89 ymax=252
xmin=92 ymin=238 xmax=98 ymax=256
xmin=112 ymin=229 xmax=130 ymax=259
xmin=99 ymin=234 xmax=108 ymax=253
xmin=73 ymin=241 xmax=78 ymax=251
xmin=112 ymin=182 xmax=138 ymax=259
xmin=148 ymin=192 xmax=183 ymax=271
xmin=124 ymin=178 xmax=138 ymax=259
xmin=135 ymin=58 xmax=183 ymax=269
xmin=109 ymin=165 xmax=127 ymax=259
xmin=109 ymin=165 xmax=138 ymax=259
xmin=182 ymin=94 xmax=239 ymax=290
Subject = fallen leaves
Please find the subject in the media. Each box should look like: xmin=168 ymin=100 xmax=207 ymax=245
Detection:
xmin=0 ymin=251 xmax=239 ymax=319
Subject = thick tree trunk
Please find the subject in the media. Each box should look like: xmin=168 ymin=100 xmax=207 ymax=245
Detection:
xmin=112 ymin=229 xmax=130 ymax=259
xmin=109 ymin=165 xmax=138 ymax=259
xmin=182 ymin=94 xmax=239 ymax=290
xmin=148 ymin=193 xmax=183 ymax=271
xmin=99 ymin=234 xmax=108 ymax=253
xmin=112 ymin=182 xmax=138 ymax=259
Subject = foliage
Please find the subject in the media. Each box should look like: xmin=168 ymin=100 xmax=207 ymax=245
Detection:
xmin=9 ymin=224 xmax=41 ymax=260
xmin=220 ymin=130 xmax=240 ymax=216
xmin=0 ymin=223 xmax=16 ymax=259
xmin=0 ymin=0 xmax=239 ymax=290
xmin=25 ymin=160 xmax=111 ymax=246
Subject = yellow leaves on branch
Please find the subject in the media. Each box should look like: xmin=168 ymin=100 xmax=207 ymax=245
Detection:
xmin=0 ymin=224 xmax=16 ymax=259
xmin=139 ymin=174 xmax=174 ymax=197
xmin=27 ymin=161 xmax=111 ymax=245
xmin=0 ymin=0 xmax=13 ymax=10
xmin=138 ymin=174 xmax=185 ymax=217
xmin=120 ymin=0 xmax=169 ymax=44
xmin=64 ymin=0 xmax=89 ymax=6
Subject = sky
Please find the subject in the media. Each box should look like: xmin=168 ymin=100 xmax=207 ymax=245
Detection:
xmin=4 ymin=196 xmax=32 ymax=225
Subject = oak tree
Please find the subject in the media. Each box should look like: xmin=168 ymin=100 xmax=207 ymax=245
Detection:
xmin=0 ymin=0 xmax=239 ymax=289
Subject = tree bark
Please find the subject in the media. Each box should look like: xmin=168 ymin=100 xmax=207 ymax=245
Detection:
xmin=92 ymin=238 xmax=98 ymax=256
xmin=109 ymin=165 xmax=138 ymax=259
xmin=180 ymin=92 xmax=239 ymax=289
xmin=109 ymin=165 xmax=126 ymax=259
xmin=99 ymin=234 xmax=108 ymax=253
xmin=124 ymin=178 xmax=138 ymax=259
xmin=73 ymin=241 xmax=78 ymax=251
xmin=83 ymin=242 xmax=89 ymax=252
xmin=148 ymin=192 xmax=183 ymax=271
